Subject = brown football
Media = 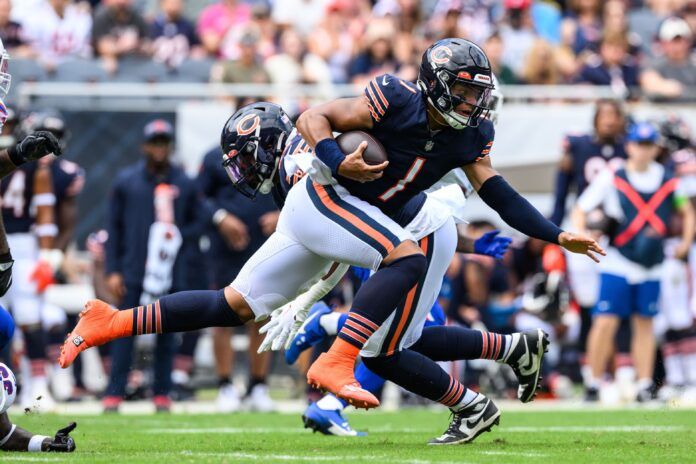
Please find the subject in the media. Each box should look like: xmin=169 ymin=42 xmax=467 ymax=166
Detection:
xmin=336 ymin=131 xmax=388 ymax=166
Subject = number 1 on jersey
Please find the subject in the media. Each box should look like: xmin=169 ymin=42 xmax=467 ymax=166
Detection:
xmin=379 ymin=157 xmax=425 ymax=202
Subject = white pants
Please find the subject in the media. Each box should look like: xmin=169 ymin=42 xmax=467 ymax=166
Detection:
xmin=361 ymin=216 xmax=458 ymax=357
xmin=657 ymin=239 xmax=694 ymax=331
xmin=0 ymin=234 xmax=43 ymax=326
xmin=231 ymin=176 xmax=414 ymax=320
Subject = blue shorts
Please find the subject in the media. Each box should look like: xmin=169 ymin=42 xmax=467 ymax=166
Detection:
xmin=593 ymin=273 xmax=660 ymax=319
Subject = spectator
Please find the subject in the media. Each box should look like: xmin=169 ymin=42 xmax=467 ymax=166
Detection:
xmin=103 ymin=120 xmax=201 ymax=413
xmin=92 ymin=0 xmax=149 ymax=74
xmin=21 ymin=0 xmax=92 ymax=71
xmin=307 ymin=1 xmax=358 ymax=83
xmin=560 ymin=0 xmax=602 ymax=56
xmin=272 ymin=0 xmax=328 ymax=38
xmin=150 ymin=0 xmax=202 ymax=68
xmin=602 ymin=0 xmax=643 ymax=58
xmin=576 ymin=32 xmax=640 ymax=96
xmin=250 ymin=4 xmax=279 ymax=61
xmin=265 ymin=29 xmax=331 ymax=86
xmin=483 ymin=32 xmax=518 ymax=84
xmin=499 ymin=0 xmax=537 ymax=78
xmin=629 ymin=0 xmax=680 ymax=57
xmin=640 ymin=17 xmax=696 ymax=100
xmin=197 ymin=0 xmax=252 ymax=58
xmin=0 ymin=0 xmax=30 ymax=57
xmin=520 ymin=39 xmax=561 ymax=85
xmin=211 ymin=30 xmax=269 ymax=106
xmin=347 ymin=18 xmax=399 ymax=85
xmin=431 ymin=0 xmax=495 ymax=45
xmin=682 ymin=1 xmax=696 ymax=39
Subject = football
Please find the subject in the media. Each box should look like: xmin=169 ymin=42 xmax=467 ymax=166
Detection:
xmin=336 ymin=131 xmax=388 ymax=166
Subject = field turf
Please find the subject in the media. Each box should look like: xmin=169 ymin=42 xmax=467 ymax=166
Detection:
xmin=4 ymin=408 xmax=694 ymax=463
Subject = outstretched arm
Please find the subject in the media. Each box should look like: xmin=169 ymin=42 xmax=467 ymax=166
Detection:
xmin=295 ymin=97 xmax=387 ymax=181
xmin=463 ymin=157 xmax=605 ymax=262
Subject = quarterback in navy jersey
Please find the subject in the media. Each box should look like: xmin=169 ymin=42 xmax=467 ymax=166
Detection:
xmin=296 ymin=38 xmax=604 ymax=409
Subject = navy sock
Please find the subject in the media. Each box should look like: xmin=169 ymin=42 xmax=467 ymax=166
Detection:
xmin=134 ymin=290 xmax=244 ymax=335
xmin=337 ymin=254 xmax=427 ymax=349
xmin=23 ymin=326 xmax=47 ymax=360
xmin=363 ymin=349 xmax=472 ymax=408
xmin=410 ymin=326 xmax=511 ymax=361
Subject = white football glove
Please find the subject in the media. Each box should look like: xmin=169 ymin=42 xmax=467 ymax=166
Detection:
xmin=258 ymin=263 xmax=349 ymax=353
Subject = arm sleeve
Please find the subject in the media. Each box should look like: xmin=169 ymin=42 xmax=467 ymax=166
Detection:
xmin=104 ymin=179 xmax=124 ymax=275
xmin=478 ymin=175 xmax=563 ymax=244
xmin=576 ymin=169 xmax=612 ymax=213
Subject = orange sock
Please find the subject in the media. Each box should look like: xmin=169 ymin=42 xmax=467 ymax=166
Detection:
xmin=329 ymin=338 xmax=360 ymax=358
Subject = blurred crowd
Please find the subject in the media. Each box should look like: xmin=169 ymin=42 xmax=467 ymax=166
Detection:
xmin=0 ymin=0 xmax=695 ymax=101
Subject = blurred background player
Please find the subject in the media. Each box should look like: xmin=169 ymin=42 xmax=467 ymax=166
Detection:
xmin=102 ymin=119 xmax=201 ymax=413
xmin=573 ymin=121 xmax=695 ymax=402
xmin=198 ymin=138 xmax=278 ymax=412
xmin=550 ymin=99 xmax=627 ymax=388
xmin=656 ymin=115 xmax=696 ymax=401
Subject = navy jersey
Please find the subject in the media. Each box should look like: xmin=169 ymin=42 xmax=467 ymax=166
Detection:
xmin=0 ymin=163 xmax=40 ymax=234
xmin=51 ymin=159 xmax=85 ymax=205
xmin=343 ymin=74 xmax=494 ymax=216
xmin=565 ymin=134 xmax=626 ymax=194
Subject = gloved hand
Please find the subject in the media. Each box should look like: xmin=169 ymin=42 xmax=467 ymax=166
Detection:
xmin=473 ymin=230 xmax=512 ymax=259
xmin=9 ymin=131 xmax=62 ymax=166
xmin=46 ymin=422 xmax=76 ymax=452
xmin=258 ymin=304 xmax=298 ymax=353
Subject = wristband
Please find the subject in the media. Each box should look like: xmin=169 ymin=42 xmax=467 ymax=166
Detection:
xmin=28 ymin=435 xmax=49 ymax=452
xmin=7 ymin=144 xmax=25 ymax=167
xmin=315 ymin=138 xmax=346 ymax=177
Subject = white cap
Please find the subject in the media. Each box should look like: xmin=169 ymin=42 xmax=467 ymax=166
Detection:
xmin=659 ymin=17 xmax=693 ymax=41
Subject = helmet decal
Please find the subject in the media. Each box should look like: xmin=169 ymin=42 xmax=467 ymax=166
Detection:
xmin=431 ymin=45 xmax=452 ymax=65
xmin=236 ymin=114 xmax=261 ymax=136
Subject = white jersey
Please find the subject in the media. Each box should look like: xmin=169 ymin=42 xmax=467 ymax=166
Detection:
xmin=21 ymin=2 xmax=92 ymax=65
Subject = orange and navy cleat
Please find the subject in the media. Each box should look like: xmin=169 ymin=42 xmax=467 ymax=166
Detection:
xmin=306 ymin=351 xmax=380 ymax=409
xmin=59 ymin=300 xmax=127 ymax=368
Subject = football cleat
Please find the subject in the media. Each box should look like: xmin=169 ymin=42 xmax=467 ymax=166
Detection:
xmin=216 ymin=384 xmax=241 ymax=413
xmin=428 ymin=394 xmax=500 ymax=445
xmin=584 ymin=386 xmax=599 ymax=402
xmin=307 ymin=352 xmax=380 ymax=409
xmin=60 ymin=300 xmax=121 ymax=368
xmin=153 ymin=395 xmax=172 ymax=413
xmin=302 ymin=402 xmax=366 ymax=437
xmin=503 ymin=329 xmax=549 ymax=403
xmin=247 ymin=383 xmax=275 ymax=412
xmin=102 ymin=395 xmax=122 ymax=413
xmin=285 ymin=303 xmax=332 ymax=365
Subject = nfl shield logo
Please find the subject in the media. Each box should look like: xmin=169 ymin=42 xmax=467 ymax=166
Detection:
xmin=425 ymin=140 xmax=434 ymax=151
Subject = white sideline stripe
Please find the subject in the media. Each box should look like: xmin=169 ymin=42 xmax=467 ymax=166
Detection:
xmin=183 ymin=452 xmax=473 ymax=464
xmin=1 ymin=458 xmax=70 ymax=462
xmin=148 ymin=424 xmax=688 ymax=435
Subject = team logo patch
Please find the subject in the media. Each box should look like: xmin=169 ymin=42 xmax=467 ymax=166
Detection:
xmin=431 ymin=46 xmax=452 ymax=65
xmin=73 ymin=335 xmax=84 ymax=347
xmin=457 ymin=71 xmax=472 ymax=80
xmin=236 ymin=114 xmax=261 ymax=136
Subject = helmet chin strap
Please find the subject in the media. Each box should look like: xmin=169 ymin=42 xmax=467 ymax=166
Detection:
xmin=426 ymin=95 xmax=467 ymax=130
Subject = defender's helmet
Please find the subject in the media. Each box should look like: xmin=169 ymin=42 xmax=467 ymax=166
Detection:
xmin=220 ymin=102 xmax=294 ymax=199
xmin=0 ymin=38 xmax=10 ymax=101
xmin=0 ymin=362 xmax=17 ymax=414
xmin=659 ymin=114 xmax=693 ymax=153
xmin=417 ymin=38 xmax=494 ymax=129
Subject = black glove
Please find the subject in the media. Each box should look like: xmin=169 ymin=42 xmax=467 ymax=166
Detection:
xmin=46 ymin=422 xmax=76 ymax=452
xmin=0 ymin=251 xmax=12 ymax=297
xmin=8 ymin=131 xmax=62 ymax=166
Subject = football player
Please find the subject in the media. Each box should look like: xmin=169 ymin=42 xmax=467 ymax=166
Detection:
xmin=61 ymin=39 xmax=602 ymax=432
xmin=0 ymin=308 xmax=76 ymax=452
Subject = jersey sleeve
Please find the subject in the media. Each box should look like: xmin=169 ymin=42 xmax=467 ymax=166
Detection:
xmin=475 ymin=119 xmax=495 ymax=162
xmin=363 ymin=74 xmax=418 ymax=128
xmin=576 ymin=169 xmax=613 ymax=213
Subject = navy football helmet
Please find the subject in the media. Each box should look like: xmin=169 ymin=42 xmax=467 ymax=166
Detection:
xmin=19 ymin=109 xmax=69 ymax=150
xmin=220 ymin=102 xmax=294 ymax=199
xmin=418 ymin=38 xmax=494 ymax=129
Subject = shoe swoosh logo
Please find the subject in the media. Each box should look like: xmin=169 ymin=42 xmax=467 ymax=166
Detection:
xmin=382 ymin=76 xmax=389 ymax=86
xmin=521 ymin=344 xmax=535 ymax=375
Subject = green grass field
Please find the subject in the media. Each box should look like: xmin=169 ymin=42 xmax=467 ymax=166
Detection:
xmin=4 ymin=408 xmax=694 ymax=463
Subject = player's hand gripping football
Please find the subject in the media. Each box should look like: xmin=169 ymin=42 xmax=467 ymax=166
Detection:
xmin=14 ymin=131 xmax=62 ymax=162
xmin=337 ymin=141 xmax=388 ymax=183
xmin=558 ymin=231 xmax=606 ymax=262
xmin=45 ymin=422 xmax=76 ymax=452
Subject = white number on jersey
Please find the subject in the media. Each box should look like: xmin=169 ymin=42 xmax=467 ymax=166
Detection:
xmin=1 ymin=170 xmax=26 ymax=217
